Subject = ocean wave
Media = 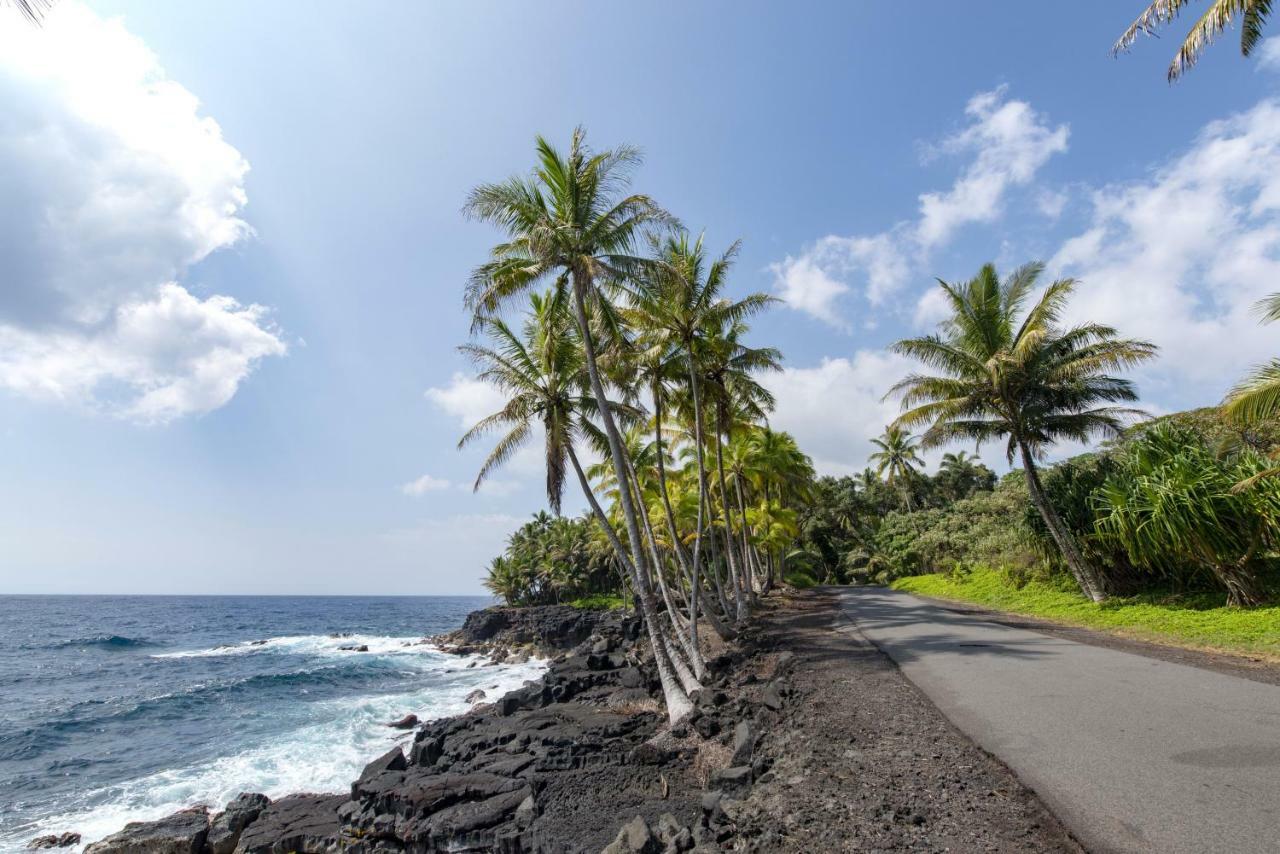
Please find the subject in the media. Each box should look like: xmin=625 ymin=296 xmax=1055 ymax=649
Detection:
xmin=26 ymin=635 xmax=159 ymax=651
xmin=152 ymin=633 xmax=441 ymax=660
xmin=6 ymin=656 xmax=546 ymax=853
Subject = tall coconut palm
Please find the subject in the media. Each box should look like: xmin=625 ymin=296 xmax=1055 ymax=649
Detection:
xmin=1113 ymin=0 xmax=1273 ymax=81
xmin=459 ymin=289 xmax=590 ymax=514
xmin=868 ymin=425 xmax=924 ymax=488
xmin=888 ymin=262 xmax=1157 ymax=603
xmin=701 ymin=321 xmax=781 ymax=620
xmin=463 ymin=128 xmax=695 ymax=721
xmin=626 ymin=232 xmax=775 ymax=628
xmin=868 ymin=425 xmax=925 ymax=512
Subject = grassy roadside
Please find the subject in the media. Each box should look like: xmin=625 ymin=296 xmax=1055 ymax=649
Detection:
xmin=892 ymin=567 xmax=1280 ymax=662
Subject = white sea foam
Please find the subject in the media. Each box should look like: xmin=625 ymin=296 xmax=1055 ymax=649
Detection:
xmin=151 ymin=633 xmax=444 ymax=660
xmin=11 ymin=652 xmax=545 ymax=853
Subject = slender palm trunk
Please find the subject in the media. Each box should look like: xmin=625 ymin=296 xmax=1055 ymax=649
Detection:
xmin=627 ymin=455 xmax=706 ymax=681
xmin=712 ymin=415 xmax=747 ymax=622
xmin=652 ymin=393 xmax=705 ymax=670
xmin=1019 ymin=442 xmax=1107 ymax=604
xmin=570 ymin=271 xmax=692 ymax=723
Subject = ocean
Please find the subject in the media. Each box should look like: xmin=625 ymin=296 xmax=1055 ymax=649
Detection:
xmin=0 ymin=595 xmax=544 ymax=853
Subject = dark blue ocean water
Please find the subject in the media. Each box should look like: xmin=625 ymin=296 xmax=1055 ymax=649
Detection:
xmin=0 ymin=596 xmax=544 ymax=853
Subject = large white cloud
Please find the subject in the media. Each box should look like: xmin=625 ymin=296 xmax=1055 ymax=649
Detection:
xmin=0 ymin=2 xmax=284 ymax=421
xmin=1051 ymin=98 xmax=1280 ymax=407
xmin=771 ymin=87 xmax=1068 ymax=326
xmin=763 ymin=352 xmax=913 ymax=476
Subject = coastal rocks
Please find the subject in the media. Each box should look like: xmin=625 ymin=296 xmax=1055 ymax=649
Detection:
xmin=84 ymin=806 xmax=210 ymax=854
xmin=208 ymin=794 xmax=269 ymax=854
xmin=386 ymin=714 xmax=419 ymax=729
xmin=464 ymin=688 xmax=487 ymax=703
xmin=436 ymin=605 xmax=638 ymax=658
xmin=25 ymin=833 xmax=80 ymax=849
xmin=339 ymin=644 xmax=369 ymax=653
xmin=232 ymin=794 xmax=346 ymax=854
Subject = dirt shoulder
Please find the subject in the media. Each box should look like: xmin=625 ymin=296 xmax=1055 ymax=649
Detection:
xmin=902 ymin=590 xmax=1280 ymax=688
xmin=722 ymin=590 xmax=1081 ymax=852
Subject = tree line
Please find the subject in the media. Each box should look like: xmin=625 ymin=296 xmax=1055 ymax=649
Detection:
xmin=457 ymin=132 xmax=1280 ymax=723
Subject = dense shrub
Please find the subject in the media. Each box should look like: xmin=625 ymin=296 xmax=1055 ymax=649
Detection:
xmin=1095 ymin=423 xmax=1280 ymax=606
xmin=484 ymin=512 xmax=624 ymax=605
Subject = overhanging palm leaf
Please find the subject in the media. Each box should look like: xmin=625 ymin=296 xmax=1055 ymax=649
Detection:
xmin=1113 ymin=0 xmax=1273 ymax=81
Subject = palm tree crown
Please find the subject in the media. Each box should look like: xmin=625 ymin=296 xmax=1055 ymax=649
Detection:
xmin=868 ymin=425 xmax=924 ymax=486
xmin=888 ymin=261 xmax=1157 ymax=602
xmin=889 ymin=262 xmax=1156 ymax=462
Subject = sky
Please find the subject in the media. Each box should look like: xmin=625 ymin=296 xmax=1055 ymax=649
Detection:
xmin=2 ymin=1 xmax=1280 ymax=594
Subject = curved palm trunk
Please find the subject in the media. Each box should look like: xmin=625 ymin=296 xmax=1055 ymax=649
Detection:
xmin=570 ymin=272 xmax=692 ymax=723
xmin=1019 ymin=442 xmax=1108 ymax=603
xmin=627 ymin=455 xmax=706 ymax=681
xmin=712 ymin=414 xmax=747 ymax=623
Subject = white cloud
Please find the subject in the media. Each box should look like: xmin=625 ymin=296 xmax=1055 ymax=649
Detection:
xmin=764 ymin=352 xmax=912 ymax=476
xmin=1257 ymin=38 xmax=1280 ymax=71
xmin=766 ymin=254 xmax=850 ymax=329
xmin=425 ymin=372 xmax=545 ymax=486
xmin=916 ymin=88 xmax=1068 ymax=247
xmin=425 ymin=372 xmax=506 ymax=429
xmin=401 ymin=473 xmax=452 ymax=496
xmin=771 ymin=87 xmax=1068 ymax=324
xmin=1050 ymin=98 xmax=1280 ymax=407
xmin=0 ymin=2 xmax=283 ymax=421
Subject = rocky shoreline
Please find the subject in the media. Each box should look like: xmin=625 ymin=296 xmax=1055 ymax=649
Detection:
xmin=40 ymin=594 xmax=1079 ymax=854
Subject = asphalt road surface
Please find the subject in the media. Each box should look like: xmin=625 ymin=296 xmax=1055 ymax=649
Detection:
xmin=836 ymin=586 xmax=1280 ymax=854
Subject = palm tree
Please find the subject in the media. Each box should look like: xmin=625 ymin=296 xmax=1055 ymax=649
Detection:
xmin=1225 ymin=293 xmax=1280 ymax=425
xmin=888 ymin=262 xmax=1157 ymax=602
xmin=458 ymin=289 xmax=596 ymax=515
xmin=868 ymin=425 xmax=924 ymax=511
xmin=869 ymin=425 xmax=923 ymax=485
xmin=463 ymin=128 xmax=695 ymax=721
xmin=1113 ymin=0 xmax=1272 ymax=81
xmin=625 ymin=232 xmax=775 ymax=628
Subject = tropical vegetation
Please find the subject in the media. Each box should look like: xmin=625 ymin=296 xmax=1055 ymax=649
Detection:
xmin=460 ymin=129 xmax=812 ymax=721
xmin=456 ymin=130 xmax=1280 ymax=722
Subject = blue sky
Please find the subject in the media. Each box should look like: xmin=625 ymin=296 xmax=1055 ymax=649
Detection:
xmin=2 ymin=1 xmax=1280 ymax=594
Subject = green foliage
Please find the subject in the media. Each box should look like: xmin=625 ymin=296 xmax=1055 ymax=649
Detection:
xmin=894 ymin=567 xmax=1280 ymax=661
xmin=564 ymin=594 xmax=628 ymax=610
xmin=484 ymin=512 xmax=623 ymax=606
xmin=866 ymin=476 xmax=1041 ymax=583
xmin=1094 ymin=423 xmax=1280 ymax=606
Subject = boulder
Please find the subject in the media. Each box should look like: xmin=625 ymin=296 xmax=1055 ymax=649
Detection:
xmin=602 ymin=816 xmax=658 ymax=854
xmin=464 ymin=688 xmax=487 ymax=704
xmin=730 ymin=720 xmax=756 ymax=766
xmin=709 ymin=765 xmax=752 ymax=793
xmin=25 ymin=833 xmax=80 ymax=849
xmin=386 ymin=713 xmax=418 ymax=729
xmin=760 ymin=681 xmax=784 ymax=711
xmin=207 ymin=793 xmax=269 ymax=854
xmin=84 ymin=806 xmax=209 ymax=854
xmin=232 ymin=794 xmax=345 ymax=854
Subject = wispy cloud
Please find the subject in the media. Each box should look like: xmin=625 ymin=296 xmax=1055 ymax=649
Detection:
xmin=770 ymin=87 xmax=1068 ymax=327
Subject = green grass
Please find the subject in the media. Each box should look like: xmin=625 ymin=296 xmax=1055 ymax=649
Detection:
xmin=563 ymin=593 xmax=627 ymax=611
xmin=892 ymin=567 xmax=1280 ymax=661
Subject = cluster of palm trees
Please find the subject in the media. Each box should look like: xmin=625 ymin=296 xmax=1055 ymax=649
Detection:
xmin=459 ymin=129 xmax=813 ymax=722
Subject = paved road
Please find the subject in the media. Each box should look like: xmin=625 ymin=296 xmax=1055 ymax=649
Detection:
xmin=836 ymin=587 xmax=1280 ymax=854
